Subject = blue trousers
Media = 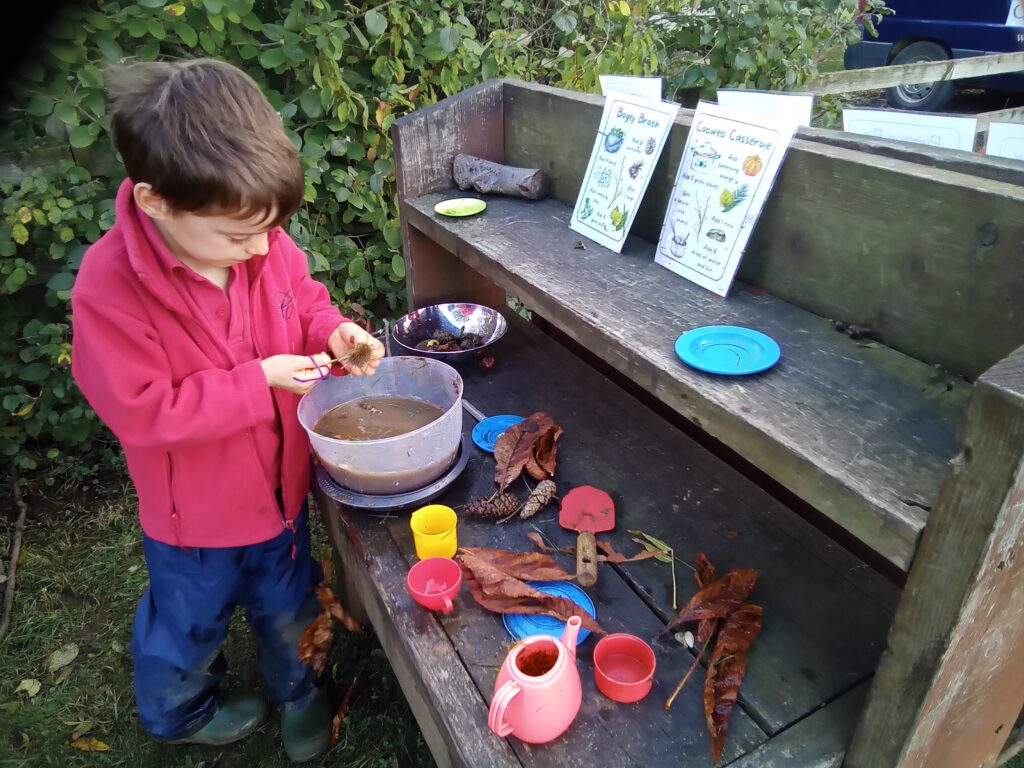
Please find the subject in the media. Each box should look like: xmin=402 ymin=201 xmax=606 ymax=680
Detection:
xmin=131 ymin=505 xmax=322 ymax=739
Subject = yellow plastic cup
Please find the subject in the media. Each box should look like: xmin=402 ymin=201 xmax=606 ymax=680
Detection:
xmin=410 ymin=504 xmax=458 ymax=559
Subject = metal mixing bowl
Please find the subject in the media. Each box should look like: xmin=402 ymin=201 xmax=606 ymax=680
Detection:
xmin=391 ymin=303 xmax=507 ymax=362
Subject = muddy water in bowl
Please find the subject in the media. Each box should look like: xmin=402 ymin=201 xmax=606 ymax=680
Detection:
xmin=314 ymin=396 xmax=445 ymax=441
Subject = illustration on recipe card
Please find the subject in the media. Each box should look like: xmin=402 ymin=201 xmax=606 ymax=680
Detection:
xmin=656 ymin=102 xmax=796 ymax=297
xmin=570 ymin=94 xmax=679 ymax=252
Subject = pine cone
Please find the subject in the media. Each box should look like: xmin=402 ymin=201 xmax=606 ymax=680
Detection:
xmin=520 ymin=480 xmax=557 ymax=520
xmin=463 ymin=493 xmax=520 ymax=519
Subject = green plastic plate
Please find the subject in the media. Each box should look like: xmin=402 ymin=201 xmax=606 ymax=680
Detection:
xmin=434 ymin=198 xmax=487 ymax=217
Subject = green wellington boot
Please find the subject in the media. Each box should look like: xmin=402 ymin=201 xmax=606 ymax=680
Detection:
xmin=280 ymin=687 xmax=331 ymax=763
xmin=169 ymin=692 xmax=270 ymax=746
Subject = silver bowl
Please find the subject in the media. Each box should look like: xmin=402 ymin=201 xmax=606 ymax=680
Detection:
xmin=391 ymin=303 xmax=507 ymax=362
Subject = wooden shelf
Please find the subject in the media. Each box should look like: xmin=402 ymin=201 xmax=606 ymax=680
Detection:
xmin=403 ymin=192 xmax=970 ymax=571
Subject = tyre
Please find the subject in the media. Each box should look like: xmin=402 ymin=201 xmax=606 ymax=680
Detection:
xmin=885 ymin=41 xmax=956 ymax=112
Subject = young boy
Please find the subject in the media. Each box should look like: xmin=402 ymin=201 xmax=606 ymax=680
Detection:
xmin=70 ymin=59 xmax=384 ymax=761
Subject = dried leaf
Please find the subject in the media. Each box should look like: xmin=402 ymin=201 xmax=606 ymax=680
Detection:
xmin=525 ymin=531 xmax=574 ymax=555
xmin=69 ymin=738 xmax=109 ymax=752
xmin=458 ymin=547 xmax=572 ymax=582
xmin=70 ymin=722 xmax=93 ymax=741
xmin=330 ymin=676 xmax=358 ymax=745
xmin=457 ymin=549 xmax=605 ymax=636
xmin=595 ymin=539 xmax=662 ymax=564
xmin=659 ymin=568 xmax=758 ymax=636
xmin=705 ymin=604 xmax=763 ymax=764
xmin=15 ymin=679 xmax=40 ymax=698
xmin=632 ymin=538 xmax=673 ymax=563
xmin=297 ymin=613 xmax=334 ymax=678
xmin=525 ymin=426 xmax=562 ymax=481
xmin=519 ymin=480 xmax=557 ymax=520
xmin=494 ymin=413 xmax=561 ymax=489
xmin=628 ymin=529 xmax=674 ymax=554
xmin=694 ymin=553 xmax=718 ymax=645
xmin=47 ymin=643 xmax=79 ymax=674
xmin=316 ymin=585 xmax=362 ymax=634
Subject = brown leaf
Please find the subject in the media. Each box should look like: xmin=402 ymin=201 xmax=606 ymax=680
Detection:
xmin=595 ymin=539 xmax=662 ymax=564
xmin=330 ymin=676 xmax=358 ymax=745
xmin=316 ymin=585 xmax=362 ymax=634
xmin=457 ymin=549 xmax=605 ymax=636
xmin=458 ymin=546 xmax=572 ymax=582
xmin=297 ymin=612 xmax=333 ymax=677
xmin=659 ymin=568 xmax=758 ymax=636
xmin=525 ymin=531 xmax=574 ymax=555
xmin=493 ymin=413 xmax=561 ymax=489
xmin=704 ymin=604 xmax=763 ymax=764
xmin=694 ymin=553 xmax=718 ymax=645
xmin=69 ymin=738 xmax=109 ymax=752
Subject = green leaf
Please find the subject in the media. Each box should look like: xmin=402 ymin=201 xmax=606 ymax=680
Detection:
xmin=734 ymin=51 xmax=756 ymax=70
xmin=15 ymin=679 xmax=41 ymax=698
xmin=54 ymin=103 xmax=79 ymax=126
xmin=391 ymin=253 xmax=405 ymax=279
xmin=147 ymin=18 xmax=166 ymax=39
xmin=201 ymin=0 xmax=223 ymax=13
xmin=347 ymin=256 xmax=365 ymax=277
xmin=26 ymin=96 xmax=53 ymax=117
xmin=299 ymin=90 xmax=322 ymax=118
xmin=137 ymin=0 xmax=165 ymax=6
xmin=96 ymin=35 xmax=122 ymax=61
xmin=259 ymin=47 xmax=286 ymax=69
xmin=69 ymin=125 xmax=98 ymax=149
xmin=78 ymin=65 xmax=103 ymax=88
xmin=47 ymin=643 xmax=79 ymax=673
xmin=439 ymin=27 xmax=461 ymax=53
xmin=552 ymin=10 xmax=577 ymax=34
xmin=208 ymin=12 xmax=224 ymax=32
xmin=365 ymin=9 xmax=387 ymax=37
xmin=261 ymin=23 xmax=284 ymax=41
xmin=138 ymin=41 xmax=161 ymax=61
xmin=20 ymin=362 xmax=49 ymax=382
xmin=46 ymin=272 xmax=75 ymax=292
xmin=11 ymin=224 xmax=28 ymax=246
xmin=627 ymin=529 xmax=673 ymax=555
xmin=176 ymin=23 xmax=198 ymax=47
xmin=481 ymin=53 xmax=497 ymax=81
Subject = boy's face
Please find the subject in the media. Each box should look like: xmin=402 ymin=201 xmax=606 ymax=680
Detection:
xmin=133 ymin=183 xmax=274 ymax=269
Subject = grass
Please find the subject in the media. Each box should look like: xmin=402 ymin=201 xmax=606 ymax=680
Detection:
xmin=0 ymin=486 xmax=433 ymax=768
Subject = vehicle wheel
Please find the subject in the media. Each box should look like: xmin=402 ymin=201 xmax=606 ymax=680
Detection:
xmin=886 ymin=41 xmax=956 ymax=112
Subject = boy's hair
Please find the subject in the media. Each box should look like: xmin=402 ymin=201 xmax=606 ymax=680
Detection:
xmin=107 ymin=58 xmax=303 ymax=228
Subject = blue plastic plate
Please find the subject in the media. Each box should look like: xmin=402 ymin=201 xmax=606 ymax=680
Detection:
xmin=502 ymin=581 xmax=595 ymax=645
xmin=674 ymin=325 xmax=781 ymax=376
xmin=471 ymin=415 xmax=524 ymax=453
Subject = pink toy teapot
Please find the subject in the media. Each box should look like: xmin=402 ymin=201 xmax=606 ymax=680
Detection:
xmin=487 ymin=615 xmax=583 ymax=744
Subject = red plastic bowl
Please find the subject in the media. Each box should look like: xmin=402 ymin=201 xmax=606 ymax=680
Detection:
xmin=593 ymin=633 xmax=656 ymax=703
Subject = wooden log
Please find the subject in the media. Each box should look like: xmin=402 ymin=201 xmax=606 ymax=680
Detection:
xmin=453 ymin=153 xmax=549 ymax=200
xmin=847 ymin=344 xmax=1024 ymax=768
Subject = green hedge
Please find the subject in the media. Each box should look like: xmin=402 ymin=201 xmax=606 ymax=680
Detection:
xmin=0 ymin=0 xmax=667 ymax=484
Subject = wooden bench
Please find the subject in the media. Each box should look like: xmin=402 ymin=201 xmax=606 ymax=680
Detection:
xmin=317 ymin=79 xmax=1024 ymax=768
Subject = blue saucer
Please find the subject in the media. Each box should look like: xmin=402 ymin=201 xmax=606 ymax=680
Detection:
xmin=675 ymin=325 xmax=780 ymax=375
xmin=471 ymin=415 xmax=524 ymax=453
xmin=502 ymin=581 xmax=595 ymax=645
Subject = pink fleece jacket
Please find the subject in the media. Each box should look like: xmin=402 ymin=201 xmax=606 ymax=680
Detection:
xmin=71 ymin=179 xmax=346 ymax=547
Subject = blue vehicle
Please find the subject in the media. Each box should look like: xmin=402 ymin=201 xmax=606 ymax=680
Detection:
xmin=845 ymin=0 xmax=1024 ymax=111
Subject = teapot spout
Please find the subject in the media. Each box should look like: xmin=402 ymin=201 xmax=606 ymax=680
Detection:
xmin=561 ymin=615 xmax=582 ymax=661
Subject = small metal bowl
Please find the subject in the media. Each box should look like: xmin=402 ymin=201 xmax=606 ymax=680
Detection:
xmin=391 ymin=303 xmax=507 ymax=362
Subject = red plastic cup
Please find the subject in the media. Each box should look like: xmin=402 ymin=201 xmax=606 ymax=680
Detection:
xmin=407 ymin=557 xmax=462 ymax=614
xmin=593 ymin=633 xmax=656 ymax=703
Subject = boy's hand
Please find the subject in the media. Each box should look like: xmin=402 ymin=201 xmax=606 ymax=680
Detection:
xmin=327 ymin=321 xmax=384 ymax=376
xmin=261 ymin=353 xmax=331 ymax=395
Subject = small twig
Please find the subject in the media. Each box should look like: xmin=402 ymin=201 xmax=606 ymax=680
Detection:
xmin=0 ymin=462 xmax=29 ymax=643
xmin=664 ymin=644 xmax=707 ymax=712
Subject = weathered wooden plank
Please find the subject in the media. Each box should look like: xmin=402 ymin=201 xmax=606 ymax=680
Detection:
xmin=847 ymin=345 xmax=1024 ymax=768
xmin=724 ymin=683 xmax=868 ymax=768
xmin=392 ymin=80 xmax=507 ymax=309
xmin=802 ymin=51 xmax=1024 ymax=95
xmin=314 ymin=469 xmax=522 ymax=768
xmin=502 ymin=79 xmax=1024 ymax=380
xmin=977 ymin=106 xmax=1024 ymax=135
xmin=997 ymin=711 xmax=1023 ymax=766
xmin=444 ymin=310 xmax=897 ymax=733
xmin=403 ymin=193 xmax=968 ymax=571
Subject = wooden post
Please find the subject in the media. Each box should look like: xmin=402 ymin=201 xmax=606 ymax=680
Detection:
xmin=392 ymin=81 xmax=507 ymax=310
xmin=847 ymin=345 xmax=1024 ymax=768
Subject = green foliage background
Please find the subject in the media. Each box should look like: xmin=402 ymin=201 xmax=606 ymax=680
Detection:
xmin=0 ymin=0 xmax=882 ymax=484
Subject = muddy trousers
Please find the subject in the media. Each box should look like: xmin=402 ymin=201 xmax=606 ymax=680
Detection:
xmin=130 ymin=504 xmax=321 ymax=739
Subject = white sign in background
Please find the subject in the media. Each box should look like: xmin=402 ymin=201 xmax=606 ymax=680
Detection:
xmin=842 ymin=108 xmax=978 ymax=152
xmin=570 ymin=93 xmax=680 ymax=252
xmin=599 ymin=74 xmax=662 ymax=101
xmin=1007 ymin=0 xmax=1023 ymax=27
xmin=986 ymin=121 xmax=1024 ymax=162
xmin=717 ymin=89 xmax=814 ymax=128
xmin=655 ymin=102 xmax=796 ymax=297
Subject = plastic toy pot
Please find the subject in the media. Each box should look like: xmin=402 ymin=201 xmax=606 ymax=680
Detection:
xmin=593 ymin=633 xmax=656 ymax=703
xmin=406 ymin=557 xmax=462 ymax=613
xmin=488 ymin=616 xmax=582 ymax=743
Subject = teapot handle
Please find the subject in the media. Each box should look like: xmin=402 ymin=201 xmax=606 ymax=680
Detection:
xmin=487 ymin=680 xmax=521 ymax=738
